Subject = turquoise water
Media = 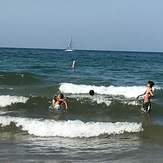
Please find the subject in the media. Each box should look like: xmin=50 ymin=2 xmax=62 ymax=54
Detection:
xmin=0 ymin=47 xmax=163 ymax=162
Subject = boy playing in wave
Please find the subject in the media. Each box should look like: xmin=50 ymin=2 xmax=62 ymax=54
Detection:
xmin=137 ymin=81 xmax=155 ymax=113
xmin=49 ymin=93 xmax=68 ymax=112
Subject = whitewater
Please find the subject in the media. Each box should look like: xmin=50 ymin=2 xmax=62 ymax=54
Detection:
xmin=59 ymin=83 xmax=160 ymax=98
xmin=0 ymin=116 xmax=143 ymax=137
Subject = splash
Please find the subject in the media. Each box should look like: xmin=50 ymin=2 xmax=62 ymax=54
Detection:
xmin=0 ymin=95 xmax=28 ymax=107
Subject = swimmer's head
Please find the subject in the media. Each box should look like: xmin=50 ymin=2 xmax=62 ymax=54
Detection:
xmin=147 ymin=81 xmax=155 ymax=88
xmin=89 ymin=90 xmax=95 ymax=96
xmin=58 ymin=93 xmax=64 ymax=99
xmin=54 ymin=96 xmax=57 ymax=101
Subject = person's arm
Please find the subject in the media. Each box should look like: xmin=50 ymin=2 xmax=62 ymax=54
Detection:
xmin=59 ymin=99 xmax=68 ymax=110
xmin=149 ymin=90 xmax=154 ymax=97
xmin=137 ymin=91 xmax=146 ymax=99
xmin=52 ymin=99 xmax=55 ymax=106
xmin=63 ymin=100 xmax=68 ymax=109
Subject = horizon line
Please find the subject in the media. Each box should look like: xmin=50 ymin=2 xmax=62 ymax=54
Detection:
xmin=0 ymin=46 xmax=163 ymax=54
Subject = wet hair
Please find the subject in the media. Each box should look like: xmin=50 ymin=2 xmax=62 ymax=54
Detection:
xmin=148 ymin=81 xmax=155 ymax=87
xmin=59 ymin=93 xmax=64 ymax=99
xmin=89 ymin=90 xmax=95 ymax=96
xmin=54 ymin=96 xmax=57 ymax=102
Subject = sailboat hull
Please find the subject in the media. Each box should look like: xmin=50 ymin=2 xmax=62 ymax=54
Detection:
xmin=65 ymin=49 xmax=73 ymax=52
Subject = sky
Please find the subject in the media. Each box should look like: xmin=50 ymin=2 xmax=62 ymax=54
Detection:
xmin=0 ymin=0 xmax=163 ymax=52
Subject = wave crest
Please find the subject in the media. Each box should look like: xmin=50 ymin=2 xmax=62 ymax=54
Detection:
xmin=59 ymin=83 xmax=160 ymax=98
xmin=0 ymin=95 xmax=28 ymax=107
xmin=0 ymin=116 xmax=143 ymax=137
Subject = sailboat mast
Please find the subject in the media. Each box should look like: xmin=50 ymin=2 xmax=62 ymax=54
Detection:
xmin=65 ymin=37 xmax=73 ymax=52
xmin=68 ymin=37 xmax=72 ymax=49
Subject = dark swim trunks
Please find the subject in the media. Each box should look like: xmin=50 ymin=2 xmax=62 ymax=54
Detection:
xmin=142 ymin=102 xmax=151 ymax=112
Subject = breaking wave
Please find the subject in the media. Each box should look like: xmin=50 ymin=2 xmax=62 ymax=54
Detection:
xmin=59 ymin=83 xmax=161 ymax=98
xmin=0 ymin=116 xmax=143 ymax=137
xmin=0 ymin=95 xmax=28 ymax=107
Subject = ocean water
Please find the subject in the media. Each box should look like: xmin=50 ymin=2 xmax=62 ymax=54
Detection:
xmin=0 ymin=47 xmax=163 ymax=162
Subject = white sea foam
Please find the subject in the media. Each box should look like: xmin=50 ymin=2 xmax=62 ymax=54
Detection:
xmin=92 ymin=96 xmax=112 ymax=106
xmin=0 ymin=95 xmax=28 ymax=107
xmin=59 ymin=83 xmax=160 ymax=98
xmin=0 ymin=116 xmax=143 ymax=137
xmin=68 ymin=94 xmax=112 ymax=106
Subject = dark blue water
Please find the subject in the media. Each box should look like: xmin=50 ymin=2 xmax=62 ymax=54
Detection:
xmin=0 ymin=47 xmax=163 ymax=162
xmin=1 ymin=48 xmax=163 ymax=86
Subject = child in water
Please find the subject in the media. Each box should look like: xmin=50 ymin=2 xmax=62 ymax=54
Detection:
xmin=50 ymin=93 xmax=68 ymax=112
xmin=137 ymin=81 xmax=155 ymax=113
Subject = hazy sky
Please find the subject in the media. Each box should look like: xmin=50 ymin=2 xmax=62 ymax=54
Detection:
xmin=0 ymin=0 xmax=163 ymax=51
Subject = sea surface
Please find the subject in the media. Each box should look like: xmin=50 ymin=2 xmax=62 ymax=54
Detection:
xmin=0 ymin=47 xmax=163 ymax=162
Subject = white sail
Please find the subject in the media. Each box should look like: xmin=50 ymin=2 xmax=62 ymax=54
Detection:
xmin=65 ymin=38 xmax=73 ymax=52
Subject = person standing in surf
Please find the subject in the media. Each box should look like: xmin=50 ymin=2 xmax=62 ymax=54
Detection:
xmin=137 ymin=81 xmax=155 ymax=113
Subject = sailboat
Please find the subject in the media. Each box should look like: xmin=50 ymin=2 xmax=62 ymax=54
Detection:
xmin=65 ymin=38 xmax=74 ymax=52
